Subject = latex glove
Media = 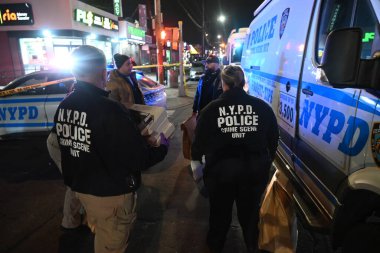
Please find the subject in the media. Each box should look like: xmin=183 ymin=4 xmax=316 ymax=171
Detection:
xmin=190 ymin=160 xmax=204 ymax=181
xmin=159 ymin=133 xmax=170 ymax=147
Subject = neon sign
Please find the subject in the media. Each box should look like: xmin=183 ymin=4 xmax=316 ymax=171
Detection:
xmin=362 ymin=32 xmax=375 ymax=43
xmin=128 ymin=26 xmax=145 ymax=41
xmin=74 ymin=9 xmax=118 ymax=31
xmin=0 ymin=3 xmax=34 ymax=26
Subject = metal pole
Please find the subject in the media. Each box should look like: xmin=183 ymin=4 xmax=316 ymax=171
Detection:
xmin=202 ymin=0 xmax=205 ymax=57
xmin=154 ymin=0 xmax=164 ymax=84
xmin=178 ymin=21 xmax=186 ymax=97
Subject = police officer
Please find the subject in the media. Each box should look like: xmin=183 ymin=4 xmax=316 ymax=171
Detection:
xmin=51 ymin=45 xmax=168 ymax=253
xmin=191 ymin=65 xmax=279 ymax=253
xmin=192 ymin=55 xmax=222 ymax=116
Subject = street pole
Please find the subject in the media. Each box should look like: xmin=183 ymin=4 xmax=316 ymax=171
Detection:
xmin=154 ymin=0 xmax=164 ymax=84
xmin=202 ymin=0 xmax=205 ymax=57
xmin=178 ymin=21 xmax=186 ymax=97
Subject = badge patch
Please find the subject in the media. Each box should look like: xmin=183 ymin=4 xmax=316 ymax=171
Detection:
xmin=371 ymin=122 xmax=380 ymax=166
xmin=279 ymin=8 xmax=290 ymax=39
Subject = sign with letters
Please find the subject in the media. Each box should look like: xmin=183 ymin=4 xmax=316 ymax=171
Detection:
xmin=0 ymin=3 xmax=34 ymax=26
xmin=74 ymin=8 xmax=118 ymax=31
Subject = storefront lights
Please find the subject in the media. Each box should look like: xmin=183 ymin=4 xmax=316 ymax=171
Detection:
xmin=42 ymin=29 xmax=52 ymax=37
xmin=87 ymin=33 xmax=97 ymax=39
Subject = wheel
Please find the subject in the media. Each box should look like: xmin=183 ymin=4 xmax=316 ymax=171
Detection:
xmin=342 ymin=223 xmax=380 ymax=253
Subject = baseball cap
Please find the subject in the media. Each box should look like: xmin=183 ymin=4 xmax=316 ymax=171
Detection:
xmin=205 ymin=55 xmax=220 ymax=64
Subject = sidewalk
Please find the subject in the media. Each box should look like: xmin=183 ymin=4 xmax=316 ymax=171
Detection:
xmin=144 ymin=71 xmax=196 ymax=110
xmin=165 ymin=86 xmax=195 ymax=110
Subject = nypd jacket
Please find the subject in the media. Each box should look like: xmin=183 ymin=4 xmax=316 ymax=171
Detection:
xmin=53 ymin=81 xmax=167 ymax=196
xmin=191 ymin=87 xmax=279 ymax=181
xmin=192 ymin=69 xmax=222 ymax=113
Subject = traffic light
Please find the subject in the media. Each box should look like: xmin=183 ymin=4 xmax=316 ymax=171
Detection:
xmin=160 ymin=30 xmax=166 ymax=40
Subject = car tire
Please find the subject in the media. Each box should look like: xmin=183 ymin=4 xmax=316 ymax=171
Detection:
xmin=341 ymin=223 xmax=380 ymax=253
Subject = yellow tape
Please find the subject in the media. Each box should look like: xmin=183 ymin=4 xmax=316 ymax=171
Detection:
xmin=0 ymin=77 xmax=75 ymax=97
xmin=133 ymin=63 xmax=181 ymax=69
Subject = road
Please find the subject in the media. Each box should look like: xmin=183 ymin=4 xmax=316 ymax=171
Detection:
xmin=0 ymin=80 xmax=336 ymax=253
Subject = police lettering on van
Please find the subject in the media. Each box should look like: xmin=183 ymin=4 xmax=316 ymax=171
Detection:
xmin=242 ymin=0 xmax=380 ymax=250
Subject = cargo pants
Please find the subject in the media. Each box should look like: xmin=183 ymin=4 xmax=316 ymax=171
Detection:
xmin=76 ymin=192 xmax=137 ymax=253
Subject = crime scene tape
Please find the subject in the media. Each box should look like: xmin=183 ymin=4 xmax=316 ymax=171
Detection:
xmin=0 ymin=63 xmax=189 ymax=97
xmin=133 ymin=63 xmax=181 ymax=69
xmin=0 ymin=77 xmax=75 ymax=97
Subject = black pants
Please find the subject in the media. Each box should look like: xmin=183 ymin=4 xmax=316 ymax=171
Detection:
xmin=204 ymin=169 xmax=268 ymax=253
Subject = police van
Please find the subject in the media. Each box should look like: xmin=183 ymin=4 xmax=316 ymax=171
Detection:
xmin=241 ymin=0 xmax=380 ymax=250
xmin=224 ymin=27 xmax=249 ymax=65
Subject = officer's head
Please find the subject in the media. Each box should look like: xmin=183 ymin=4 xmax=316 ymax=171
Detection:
xmin=205 ymin=55 xmax=220 ymax=72
xmin=71 ymin=45 xmax=107 ymax=89
xmin=221 ymin=65 xmax=245 ymax=92
xmin=114 ymin=53 xmax=133 ymax=75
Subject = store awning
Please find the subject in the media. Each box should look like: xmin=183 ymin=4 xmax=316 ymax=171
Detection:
xmin=189 ymin=45 xmax=199 ymax=54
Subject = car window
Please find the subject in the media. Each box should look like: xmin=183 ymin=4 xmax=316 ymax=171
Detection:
xmin=12 ymin=74 xmax=48 ymax=96
xmin=316 ymin=0 xmax=377 ymax=62
xmin=46 ymin=73 xmax=74 ymax=95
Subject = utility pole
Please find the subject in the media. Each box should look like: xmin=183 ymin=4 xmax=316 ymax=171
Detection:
xmin=154 ymin=0 xmax=164 ymax=84
xmin=202 ymin=0 xmax=205 ymax=57
xmin=178 ymin=21 xmax=186 ymax=97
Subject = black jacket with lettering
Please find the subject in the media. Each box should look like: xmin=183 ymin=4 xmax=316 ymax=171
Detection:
xmin=53 ymin=81 xmax=167 ymax=196
xmin=192 ymin=69 xmax=222 ymax=114
xmin=191 ymin=87 xmax=279 ymax=182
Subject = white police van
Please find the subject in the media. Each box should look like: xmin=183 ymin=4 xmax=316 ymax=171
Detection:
xmin=241 ymin=0 xmax=380 ymax=250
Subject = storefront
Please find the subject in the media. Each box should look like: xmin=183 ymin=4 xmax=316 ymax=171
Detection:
xmin=117 ymin=21 xmax=146 ymax=66
xmin=0 ymin=0 xmax=119 ymax=84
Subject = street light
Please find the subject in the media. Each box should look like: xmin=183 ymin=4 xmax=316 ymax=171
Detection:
xmin=217 ymin=15 xmax=226 ymax=23
xmin=217 ymin=34 xmax=221 ymax=39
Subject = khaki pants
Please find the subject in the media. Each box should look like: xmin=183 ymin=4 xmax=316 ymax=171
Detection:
xmin=62 ymin=187 xmax=82 ymax=228
xmin=76 ymin=192 xmax=137 ymax=253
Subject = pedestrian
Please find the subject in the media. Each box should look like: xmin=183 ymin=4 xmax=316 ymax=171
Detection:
xmin=106 ymin=53 xmax=145 ymax=108
xmin=50 ymin=45 xmax=169 ymax=253
xmin=192 ymin=55 xmax=222 ymax=117
xmin=191 ymin=65 xmax=279 ymax=253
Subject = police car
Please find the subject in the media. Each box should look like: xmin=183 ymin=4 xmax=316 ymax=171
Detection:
xmin=0 ymin=70 xmax=167 ymax=139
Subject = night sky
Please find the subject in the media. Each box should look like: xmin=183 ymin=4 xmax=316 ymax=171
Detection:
xmin=87 ymin=0 xmax=264 ymax=45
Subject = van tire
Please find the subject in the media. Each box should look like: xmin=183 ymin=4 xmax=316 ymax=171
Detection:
xmin=341 ymin=223 xmax=380 ymax=253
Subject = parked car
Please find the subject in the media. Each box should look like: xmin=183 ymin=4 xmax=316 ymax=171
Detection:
xmin=189 ymin=62 xmax=204 ymax=81
xmin=0 ymin=70 xmax=166 ymax=139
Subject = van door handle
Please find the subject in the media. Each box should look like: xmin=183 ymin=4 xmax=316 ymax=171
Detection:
xmin=302 ymin=87 xmax=314 ymax=96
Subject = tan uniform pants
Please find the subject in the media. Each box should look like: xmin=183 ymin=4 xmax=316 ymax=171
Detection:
xmin=76 ymin=192 xmax=137 ymax=253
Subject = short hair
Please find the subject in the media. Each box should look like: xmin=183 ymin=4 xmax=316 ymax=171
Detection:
xmin=221 ymin=65 xmax=245 ymax=89
xmin=71 ymin=45 xmax=106 ymax=78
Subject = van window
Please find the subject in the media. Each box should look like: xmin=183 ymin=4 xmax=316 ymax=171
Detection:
xmin=316 ymin=0 xmax=354 ymax=62
xmin=316 ymin=0 xmax=378 ymax=62
xmin=353 ymin=0 xmax=378 ymax=59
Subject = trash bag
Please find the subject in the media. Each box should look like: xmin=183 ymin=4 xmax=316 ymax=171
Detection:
xmin=258 ymin=170 xmax=297 ymax=253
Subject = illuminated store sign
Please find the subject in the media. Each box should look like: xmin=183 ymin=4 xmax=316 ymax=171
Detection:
xmin=74 ymin=9 xmax=118 ymax=31
xmin=113 ymin=0 xmax=121 ymax=17
xmin=128 ymin=26 xmax=145 ymax=42
xmin=0 ymin=3 xmax=34 ymax=26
